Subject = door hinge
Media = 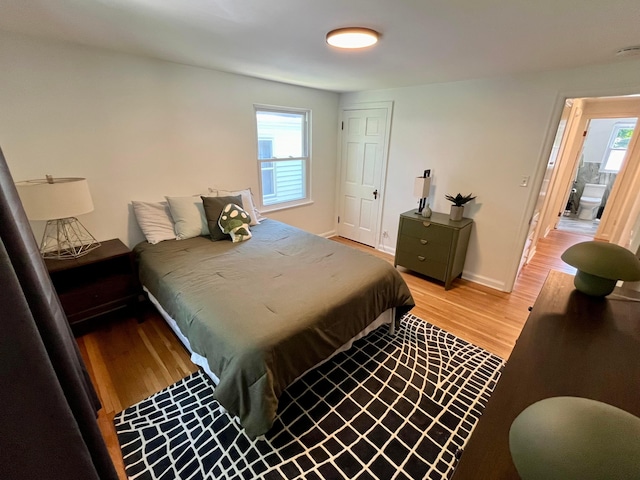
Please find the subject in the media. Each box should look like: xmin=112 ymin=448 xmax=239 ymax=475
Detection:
xmin=341 ymin=121 xmax=344 ymax=130
xmin=338 ymin=216 xmax=340 ymax=223
xmin=583 ymin=130 xmax=587 ymax=137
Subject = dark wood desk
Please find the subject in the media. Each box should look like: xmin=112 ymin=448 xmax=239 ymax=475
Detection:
xmin=452 ymin=270 xmax=640 ymax=479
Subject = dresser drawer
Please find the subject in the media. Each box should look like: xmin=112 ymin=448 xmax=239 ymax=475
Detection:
xmin=395 ymin=250 xmax=447 ymax=281
xmin=400 ymin=219 xmax=453 ymax=245
xmin=397 ymin=234 xmax=451 ymax=260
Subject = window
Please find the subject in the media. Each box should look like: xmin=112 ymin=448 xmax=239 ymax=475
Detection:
xmin=255 ymin=106 xmax=310 ymax=209
xmin=601 ymin=122 xmax=635 ymax=173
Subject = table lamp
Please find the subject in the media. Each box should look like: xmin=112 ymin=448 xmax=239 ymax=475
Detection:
xmin=509 ymin=396 xmax=640 ymax=480
xmin=560 ymin=241 xmax=640 ymax=296
xmin=414 ymin=169 xmax=431 ymax=217
xmin=16 ymin=176 xmax=100 ymax=259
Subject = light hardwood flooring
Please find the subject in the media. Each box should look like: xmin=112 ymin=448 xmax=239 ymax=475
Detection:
xmin=77 ymin=228 xmax=590 ymax=479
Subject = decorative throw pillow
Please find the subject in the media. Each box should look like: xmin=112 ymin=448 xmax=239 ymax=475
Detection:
xmin=131 ymin=201 xmax=176 ymax=244
xmin=202 ymin=195 xmax=244 ymax=241
xmin=165 ymin=195 xmax=210 ymax=240
xmin=210 ymin=187 xmax=263 ymax=226
xmin=218 ymin=203 xmax=252 ymax=243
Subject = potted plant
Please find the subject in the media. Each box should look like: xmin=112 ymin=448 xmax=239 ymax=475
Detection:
xmin=445 ymin=193 xmax=476 ymax=221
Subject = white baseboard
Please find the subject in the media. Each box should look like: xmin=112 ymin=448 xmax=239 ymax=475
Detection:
xmin=461 ymin=271 xmax=508 ymax=292
xmin=526 ymin=246 xmax=537 ymax=264
xmin=378 ymin=244 xmax=396 ymax=256
xmin=319 ymin=230 xmax=337 ymax=238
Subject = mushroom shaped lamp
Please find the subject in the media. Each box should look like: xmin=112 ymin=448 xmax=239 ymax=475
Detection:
xmin=561 ymin=241 xmax=640 ymax=296
xmin=509 ymin=397 xmax=640 ymax=480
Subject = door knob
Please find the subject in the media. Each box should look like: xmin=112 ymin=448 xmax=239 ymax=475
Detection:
xmin=373 ymin=189 xmax=378 ymax=200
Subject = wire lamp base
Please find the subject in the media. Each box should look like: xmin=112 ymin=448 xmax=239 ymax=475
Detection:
xmin=40 ymin=217 xmax=101 ymax=259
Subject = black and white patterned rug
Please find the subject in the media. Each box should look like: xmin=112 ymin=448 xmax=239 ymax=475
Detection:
xmin=114 ymin=314 xmax=504 ymax=480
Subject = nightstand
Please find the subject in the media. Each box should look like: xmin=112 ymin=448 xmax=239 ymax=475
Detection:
xmin=394 ymin=210 xmax=473 ymax=289
xmin=45 ymin=238 xmax=142 ymax=333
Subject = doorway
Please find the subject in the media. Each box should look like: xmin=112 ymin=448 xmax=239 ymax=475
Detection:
xmin=518 ymin=95 xmax=640 ymax=278
xmin=337 ymin=102 xmax=393 ymax=247
xmin=557 ymin=117 xmax=637 ymax=237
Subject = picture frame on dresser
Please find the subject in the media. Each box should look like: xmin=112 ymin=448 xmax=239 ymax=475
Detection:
xmin=394 ymin=210 xmax=472 ymax=289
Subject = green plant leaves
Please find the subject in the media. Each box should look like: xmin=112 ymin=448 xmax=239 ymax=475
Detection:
xmin=445 ymin=193 xmax=476 ymax=206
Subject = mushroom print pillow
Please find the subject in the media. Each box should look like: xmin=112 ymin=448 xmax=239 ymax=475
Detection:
xmin=218 ymin=203 xmax=252 ymax=243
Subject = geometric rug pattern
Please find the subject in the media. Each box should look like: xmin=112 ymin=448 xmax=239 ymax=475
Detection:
xmin=114 ymin=314 xmax=504 ymax=480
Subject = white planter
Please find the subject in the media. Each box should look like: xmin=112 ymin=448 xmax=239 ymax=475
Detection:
xmin=450 ymin=205 xmax=464 ymax=221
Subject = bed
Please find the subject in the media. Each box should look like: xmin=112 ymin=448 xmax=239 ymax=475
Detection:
xmin=134 ymin=219 xmax=414 ymax=438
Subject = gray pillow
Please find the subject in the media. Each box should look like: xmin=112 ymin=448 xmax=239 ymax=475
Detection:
xmin=202 ymin=195 xmax=244 ymax=241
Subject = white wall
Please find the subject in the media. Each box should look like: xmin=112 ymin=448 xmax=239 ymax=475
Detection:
xmin=582 ymin=118 xmax=636 ymax=165
xmin=4 ymin=30 xmax=639 ymax=292
xmin=0 ymin=32 xmax=340 ymax=247
xmin=341 ymin=60 xmax=640 ymax=291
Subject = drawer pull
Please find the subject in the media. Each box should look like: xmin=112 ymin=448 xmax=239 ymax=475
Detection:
xmin=420 ymin=239 xmax=428 ymax=245
xmin=422 ymin=221 xmax=431 ymax=227
xmin=417 ymin=256 xmax=426 ymax=261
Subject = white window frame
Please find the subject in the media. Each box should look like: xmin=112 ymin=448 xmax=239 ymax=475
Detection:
xmin=254 ymin=105 xmax=311 ymax=212
xmin=600 ymin=122 xmax=635 ymax=173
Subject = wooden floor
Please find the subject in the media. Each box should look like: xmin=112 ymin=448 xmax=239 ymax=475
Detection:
xmin=77 ymin=228 xmax=590 ymax=479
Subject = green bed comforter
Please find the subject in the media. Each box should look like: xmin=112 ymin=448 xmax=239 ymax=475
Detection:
xmin=134 ymin=219 xmax=414 ymax=438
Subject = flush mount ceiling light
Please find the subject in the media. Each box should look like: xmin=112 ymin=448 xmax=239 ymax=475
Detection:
xmin=616 ymin=46 xmax=640 ymax=57
xmin=326 ymin=28 xmax=379 ymax=49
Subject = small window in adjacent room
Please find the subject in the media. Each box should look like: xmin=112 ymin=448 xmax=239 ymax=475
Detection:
xmin=601 ymin=122 xmax=635 ymax=173
xmin=255 ymin=106 xmax=310 ymax=209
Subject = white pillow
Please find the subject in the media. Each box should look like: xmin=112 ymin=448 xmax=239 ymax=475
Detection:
xmin=132 ymin=201 xmax=176 ymax=244
xmin=212 ymin=188 xmax=263 ymax=226
xmin=165 ymin=195 xmax=210 ymax=240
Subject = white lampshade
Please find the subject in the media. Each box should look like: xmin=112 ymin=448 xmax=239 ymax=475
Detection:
xmin=414 ymin=176 xmax=431 ymax=199
xmin=15 ymin=177 xmax=99 ymax=259
xmin=16 ymin=177 xmax=94 ymax=221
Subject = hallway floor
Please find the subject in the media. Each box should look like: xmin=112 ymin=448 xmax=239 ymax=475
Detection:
xmin=557 ymin=214 xmax=599 ymax=236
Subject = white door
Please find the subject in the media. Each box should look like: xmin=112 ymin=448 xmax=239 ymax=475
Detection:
xmin=337 ymin=106 xmax=391 ymax=247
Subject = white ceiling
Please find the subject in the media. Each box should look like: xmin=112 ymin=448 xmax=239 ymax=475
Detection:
xmin=1 ymin=0 xmax=639 ymax=92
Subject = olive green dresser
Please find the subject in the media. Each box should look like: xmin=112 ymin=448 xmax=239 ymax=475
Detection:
xmin=394 ymin=210 xmax=473 ymax=290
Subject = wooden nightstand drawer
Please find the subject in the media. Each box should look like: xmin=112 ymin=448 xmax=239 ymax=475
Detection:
xmin=46 ymin=238 xmax=142 ymax=332
xmin=395 ymin=250 xmax=447 ymax=280
xmin=397 ymin=234 xmax=451 ymax=260
xmin=399 ymin=219 xmax=453 ymax=245
xmin=57 ymin=274 xmax=138 ymax=316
